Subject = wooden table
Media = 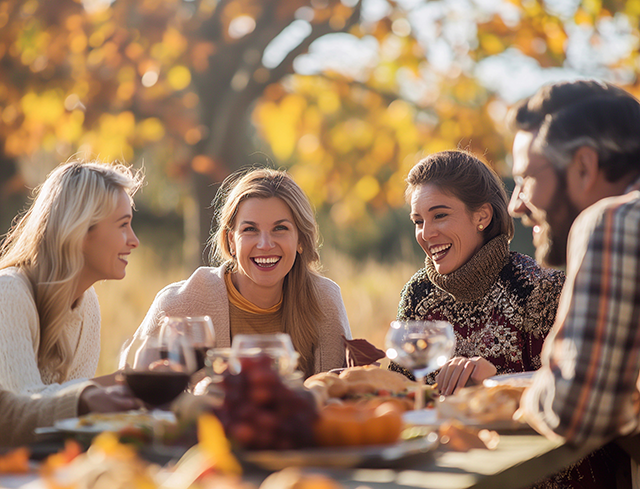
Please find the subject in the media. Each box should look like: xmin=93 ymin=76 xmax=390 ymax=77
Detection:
xmin=244 ymin=431 xmax=599 ymax=489
xmin=0 ymin=430 xmax=599 ymax=489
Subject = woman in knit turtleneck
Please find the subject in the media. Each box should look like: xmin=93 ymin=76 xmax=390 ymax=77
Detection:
xmin=391 ymin=150 xmax=622 ymax=489
xmin=389 ymin=150 xmax=565 ymax=395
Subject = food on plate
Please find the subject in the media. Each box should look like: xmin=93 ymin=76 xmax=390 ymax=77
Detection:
xmin=0 ymin=447 xmax=29 ymax=474
xmin=38 ymin=432 xmax=255 ymax=489
xmin=215 ymin=354 xmax=318 ymax=450
xmin=304 ymin=365 xmax=436 ymax=410
xmin=260 ymin=467 xmax=345 ymax=489
xmin=438 ymin=419 xmax=499 ymax=452
xmin=40 ymin=433 xmax=158 ymax=489
xmin=339 ymin=365 xmax=413 ymax=393
xmin=313 ymin=401 xmax=404 ymax=447
xmin=74 ymin=410 xmax=160 ymax=429
xmin=437 ymin=384 xmax=526 ymax=424
xmin=61 ymin=410 xmax=197 ymax=446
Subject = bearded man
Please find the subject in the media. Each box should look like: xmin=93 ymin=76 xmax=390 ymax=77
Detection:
xmin=507 ymin=79 xmax=640 ymax=488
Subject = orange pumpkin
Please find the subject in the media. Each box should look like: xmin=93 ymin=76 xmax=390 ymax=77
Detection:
xmin=313 ymin=401 xmax=404 ymax=447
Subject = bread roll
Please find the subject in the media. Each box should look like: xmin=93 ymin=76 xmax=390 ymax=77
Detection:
xmin=338 ymin=366 xmax=413 ymax=394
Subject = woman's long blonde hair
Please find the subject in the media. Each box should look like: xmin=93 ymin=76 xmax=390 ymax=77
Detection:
xmin=0 ymin=160 xmax=143 ymax=382
xmin=208 ymin=167 xmax=323 ymax=377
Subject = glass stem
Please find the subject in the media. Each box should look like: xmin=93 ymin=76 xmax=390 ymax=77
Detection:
xmin=415 ymin=375 xmax=425 ymax=410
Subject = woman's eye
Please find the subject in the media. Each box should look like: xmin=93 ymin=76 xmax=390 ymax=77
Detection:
xmin=434 ymin=213 xmax=447 ymax=220
xmin=412 ymin=220 xmax=423 ymax=227
xmin=242 ymin=226 xmax=257 ymax=232
xmin=274 ymin=225 xmax=289 ymax=231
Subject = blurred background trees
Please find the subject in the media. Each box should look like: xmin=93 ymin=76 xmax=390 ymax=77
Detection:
xmin=1 ymin=0 xmax=639 ymax=265
xmin=3 ymin=0 xmax=639 ymax=370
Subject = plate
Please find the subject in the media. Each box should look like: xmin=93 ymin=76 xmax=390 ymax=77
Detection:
xmin=403 ymin=408 xmax=530 ymax=431
xmin=483 ymin=371 xmax=534 ymax=387
xmin=239 ymin=435 xmax=438 ymax=470
xmin=53 ymin=410 xmax=176 ymax=435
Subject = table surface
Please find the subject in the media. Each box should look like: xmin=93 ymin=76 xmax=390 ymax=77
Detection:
xmin=242 ymin=429 xmax=596 ymax=489
xmin=0 ymin=429 xmax=598 ymax=489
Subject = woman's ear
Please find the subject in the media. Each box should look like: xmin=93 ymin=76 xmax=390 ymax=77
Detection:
xmin=476 ymin=202 xmax=493 ymax=229
xmin=227 ymin=231 xmax=236 ymax=256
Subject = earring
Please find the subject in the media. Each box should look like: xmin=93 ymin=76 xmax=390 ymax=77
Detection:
xmin=230 ymin=250 xmax=236 ymax=257
xmin=478 ymin=224 xmax=484 ymax=231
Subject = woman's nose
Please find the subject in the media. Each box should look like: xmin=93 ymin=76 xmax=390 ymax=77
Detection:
xmin=419 ymin=225 xmax=437 ymax=242
xmin=128 ymin=228 xmax=140 ymax=249
xmin=257 ymin=232 xmax=273 ymax=249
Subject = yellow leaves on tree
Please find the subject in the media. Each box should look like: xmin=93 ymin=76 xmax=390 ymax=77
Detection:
xmin=254 ymin=93 xmax=307 ymax=161
xmin=167 ymin=65 xmax=192 ymax=91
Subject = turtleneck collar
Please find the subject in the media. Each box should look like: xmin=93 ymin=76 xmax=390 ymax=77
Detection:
xmin=424 ymin=234 xmax=510 ymax=302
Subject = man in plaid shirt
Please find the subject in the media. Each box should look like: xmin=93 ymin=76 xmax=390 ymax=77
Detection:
xmin=507 ymin=80 xmax=640 ymax=484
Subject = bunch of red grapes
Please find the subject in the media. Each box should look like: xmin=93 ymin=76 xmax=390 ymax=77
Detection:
xmin=215 ymin=355 xmax=318 ymax=450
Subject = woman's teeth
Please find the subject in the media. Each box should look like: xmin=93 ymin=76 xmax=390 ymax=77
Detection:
xmin=253 ymin=257 xmax=279 ymax=268
xmin=430 ymin=244 xmax=451 ymax=260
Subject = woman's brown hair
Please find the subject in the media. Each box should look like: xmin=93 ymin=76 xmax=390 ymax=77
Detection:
xmin=406 ymin=150 xmax=514 ymax=242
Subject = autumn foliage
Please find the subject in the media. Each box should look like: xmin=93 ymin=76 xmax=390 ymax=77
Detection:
xmin=2 ymin=0 xmax=640 ymax=258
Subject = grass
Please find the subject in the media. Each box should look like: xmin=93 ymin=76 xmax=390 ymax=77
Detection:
xmin=93 ymin=247 xmax=423 ymax=375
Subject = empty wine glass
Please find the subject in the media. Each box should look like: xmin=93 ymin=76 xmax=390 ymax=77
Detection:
xmin=119 ymin=333 xmax=196 ymax=409
xmin=385 ymin=320 xmax=456 ymax=410
xmin=160 ymin=316 xmax=215 ymax=372
xmin=229 ymin=333 xmax=299 ymax=377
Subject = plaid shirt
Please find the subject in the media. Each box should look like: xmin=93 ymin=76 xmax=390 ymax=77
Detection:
xmin=522 ymin=176 xmax=640 ymax=446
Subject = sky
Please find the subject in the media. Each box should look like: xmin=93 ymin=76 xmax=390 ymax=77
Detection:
xmin=262 ymin=0 xmax=638 ymax=105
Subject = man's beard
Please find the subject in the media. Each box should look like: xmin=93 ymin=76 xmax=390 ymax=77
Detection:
xmin=535 ymin=173 xmax=581 ymax=268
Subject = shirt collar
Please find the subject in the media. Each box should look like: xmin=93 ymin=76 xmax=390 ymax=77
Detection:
xmin=626 ymin=174 xmax=640 ymax=193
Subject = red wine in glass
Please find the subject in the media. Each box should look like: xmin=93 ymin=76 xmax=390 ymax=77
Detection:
xmin=120 ymin=334 xmax=196 ymax=408
xmin=160 ymin=316 xmax=215 ymax=373
xmin=124 ymin=370 xmax=190 ymax=407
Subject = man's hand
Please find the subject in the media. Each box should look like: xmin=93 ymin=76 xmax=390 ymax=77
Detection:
xmin=436 ymin=356 xmax=497 ymax=396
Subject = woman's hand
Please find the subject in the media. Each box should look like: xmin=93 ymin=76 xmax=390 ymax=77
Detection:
xmin=435 ymin=356 xmax=497 ymax=396
xmin=77 ymin=385 xmax=144 ymax=415
xmin=90 ymin=371 xmax=122 ymax=387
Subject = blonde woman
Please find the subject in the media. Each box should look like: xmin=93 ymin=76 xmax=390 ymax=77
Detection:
xmin=0 ymin=161 xmax=143 ymax=403
xmin=134 ymin=167 xmax=351 ymax=378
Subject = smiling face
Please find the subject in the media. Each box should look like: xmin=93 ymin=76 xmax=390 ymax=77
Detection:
xmin=410 ymin=183 xmax=490 ymax=275
xmin=81 ymin=188 xmax=139 ymax=288
xmin=509 ymin=130 xmax=580 ymax=267
xmin=228 ymin=197 xmax=300 ymax=307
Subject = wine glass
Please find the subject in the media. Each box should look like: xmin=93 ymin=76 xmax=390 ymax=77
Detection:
xmin=119 ymin=333 xmax=196 ymax=409
xmin=160 ymin=316 xmax=216 ymax=372
xmin=229 ymin=333 xmax=299 ymax=377
xmin=385 ymin=320 xmax=456 ymax=410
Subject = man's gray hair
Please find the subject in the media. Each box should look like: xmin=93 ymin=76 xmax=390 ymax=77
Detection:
xmin=508 ymin=79 xmax=640 ymax=182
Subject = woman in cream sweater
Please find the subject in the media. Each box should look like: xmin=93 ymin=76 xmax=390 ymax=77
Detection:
xmin=134 ymin=167 xmax=351 ymax=378
xmin=0 ymin=160 xmax=142 ymax=408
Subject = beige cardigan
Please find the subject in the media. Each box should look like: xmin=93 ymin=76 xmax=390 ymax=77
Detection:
xmin=135 ymin=266 xmax=352 ymax=374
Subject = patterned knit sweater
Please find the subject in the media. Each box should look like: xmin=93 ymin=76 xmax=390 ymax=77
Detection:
xmin=0 ymin=267 xmax=101 ymax=395
xmin=390 ymin=235 xmax=565 ymax=381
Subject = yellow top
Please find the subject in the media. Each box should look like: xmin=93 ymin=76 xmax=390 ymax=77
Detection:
xmin=224 ymin=271 xmax=283 ymax=337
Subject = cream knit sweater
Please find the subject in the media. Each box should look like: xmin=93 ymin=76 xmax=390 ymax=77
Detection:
xmin=134 ymin=265 xmax=352 ymax=374
xmin=0 ymin=381 xmax=92 ymax=447
xmin=0 ymin=267 xmax=101 ymax=395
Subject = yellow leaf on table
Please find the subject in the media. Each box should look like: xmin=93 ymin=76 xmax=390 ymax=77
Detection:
xmin=198 ymin=413 xmax=242 ymax=476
